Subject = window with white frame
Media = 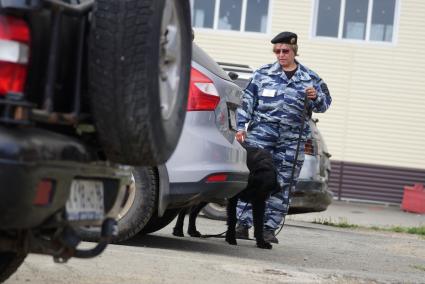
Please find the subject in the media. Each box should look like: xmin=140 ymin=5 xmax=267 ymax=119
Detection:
xmin=314 ymin=0 xmax=397 ymax=42
xmin=191 ymin=0 xmax=270 ymax=33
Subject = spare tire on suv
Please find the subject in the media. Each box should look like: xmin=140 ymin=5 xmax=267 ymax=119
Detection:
xmin=89 ymin=0 xmax=191 ymax=166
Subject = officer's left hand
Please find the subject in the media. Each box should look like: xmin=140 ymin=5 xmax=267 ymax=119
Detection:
xmin=305 ymin=87 xmax=317 ymax=100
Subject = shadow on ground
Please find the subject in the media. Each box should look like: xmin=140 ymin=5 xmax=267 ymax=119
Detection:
xmin=120 ymin=233 xmax=261 ymax=256
xmin=116 ymin=223 xmax=345 ymax=262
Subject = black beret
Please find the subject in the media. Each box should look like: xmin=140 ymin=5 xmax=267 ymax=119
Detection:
xmin=271 ymin=31 xmax=297 ymax=44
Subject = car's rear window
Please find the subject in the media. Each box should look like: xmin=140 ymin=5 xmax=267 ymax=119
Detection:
xmin=234 ymin=78 xmax=251 ymax=89
xmin=192 ymin=43 xmax=232 ymax=82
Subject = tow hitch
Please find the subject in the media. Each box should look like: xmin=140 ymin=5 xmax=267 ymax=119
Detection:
xmin=47 ymin=218 xmax=118 ymax=263
xmin=0 ymin=218 xmax=118 ymax=263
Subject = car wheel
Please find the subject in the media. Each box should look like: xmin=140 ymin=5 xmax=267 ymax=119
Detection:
xmin=139 ymin=208 xmax=180 ymax=234
xmin=78 ymin=167 xmax=158 ymax=243
xmin=89 ymin=0 xmax=191 ymax=166
xmin=202 ymin=202 xmax=227 ymax=221
xmin=0 ymin=251 xmax=27 ymax=283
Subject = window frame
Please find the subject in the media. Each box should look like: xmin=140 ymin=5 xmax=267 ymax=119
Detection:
xmin=311 ymin=0 xmax=400 ymax=45
xmin=190 ymin=0 xmax=273 ymax=36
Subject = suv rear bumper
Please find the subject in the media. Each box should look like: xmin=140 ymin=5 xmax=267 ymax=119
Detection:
xmin=0 ymin=126 xmax=128 ymax=230
xmin=289 ymin=180 xmax=333 ymax=214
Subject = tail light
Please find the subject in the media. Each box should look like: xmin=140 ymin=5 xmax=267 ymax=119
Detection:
xmin=0 ymin=15 xmax=30 ymax=96
xmin=206 ymin=173 xmax=228 ymax=183
xmin=33 ymin=179 xmax=55 ymax=206
xmin=304 ymin=139 xmax=315 ymax=155
xmin=187 ymin=67 xmax=220 ymax=111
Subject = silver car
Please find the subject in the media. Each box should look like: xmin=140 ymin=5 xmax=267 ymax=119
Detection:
xmin=162 ymin=45 xmax=249 ymax=208
xmin=79 ymin=44 xmax=249 ymax=242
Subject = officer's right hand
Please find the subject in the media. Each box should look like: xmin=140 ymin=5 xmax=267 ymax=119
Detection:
xmin=235 ymin=130 xmax=246 ymax=143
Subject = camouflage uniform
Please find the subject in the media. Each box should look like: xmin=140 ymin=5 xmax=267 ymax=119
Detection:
xmin=236 ymin=60 xmax=331 ymax=231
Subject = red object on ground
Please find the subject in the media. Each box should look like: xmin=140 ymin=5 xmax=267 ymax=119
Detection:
xmin=401 ymin=183 xmax=425 ymax=214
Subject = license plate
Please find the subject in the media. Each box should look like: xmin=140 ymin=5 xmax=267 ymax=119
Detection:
xmin=228 ymin=109 xmax=237 ymax=130
xmin=66 ymin=180 xmax=105 ymax=221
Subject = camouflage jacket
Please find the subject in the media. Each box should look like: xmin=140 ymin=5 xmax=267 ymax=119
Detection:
xmin=237 ymin=61 xmax=332 ymax=131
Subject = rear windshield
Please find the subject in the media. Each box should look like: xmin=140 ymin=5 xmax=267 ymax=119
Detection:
xmin=234 ymin=78 xmax=251 ymax=89
xmin=192 ymin=43 xmax=232 ymax=82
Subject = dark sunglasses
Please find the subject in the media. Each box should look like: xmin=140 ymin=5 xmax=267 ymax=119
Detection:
xmin=273 ymin=48 xmax=291 ymax=55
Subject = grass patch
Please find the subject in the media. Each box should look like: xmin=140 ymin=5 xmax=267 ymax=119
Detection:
xmin=390 ymin=226 xmax=405 ymax=233
xmin=312 ymin=217 xmax=359 ymax=228
xmin=407 ymin=226 xmax=425 ymax=235
xmin=312 ymin=218 xmax=425 ymax=237
xmin=382 ymin=226 xmax=425 ymax=236
xmin=411 ymin=265 xmax=425 ymax=272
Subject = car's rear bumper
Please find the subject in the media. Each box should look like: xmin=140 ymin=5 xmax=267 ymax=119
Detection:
xmin=0 ymin=126 xmax=128 ymax=230
xmin=289 ymin=180 xmax=333 ymax=214
xmin=167 ymin=172 xmax=248 ymax=208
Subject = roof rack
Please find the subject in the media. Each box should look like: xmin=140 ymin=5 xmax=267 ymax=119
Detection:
xmin=217 ymin=62 xmax=253 ymax=80
xmin=217 ymin=62 xmax=251 ymax=69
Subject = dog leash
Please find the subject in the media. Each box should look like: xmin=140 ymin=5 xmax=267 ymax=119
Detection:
xmin=200 ymin=203 xmax=252 ymax=239
xmin=200 ymin=232 xmax=226 ymax=238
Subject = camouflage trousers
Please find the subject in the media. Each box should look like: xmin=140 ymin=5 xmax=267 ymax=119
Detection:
xmin=237 ymin=121 xmax=308 ymax=231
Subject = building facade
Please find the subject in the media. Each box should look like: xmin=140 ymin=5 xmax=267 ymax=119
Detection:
xmin=191 ymin=0 xmax=425 ymax=203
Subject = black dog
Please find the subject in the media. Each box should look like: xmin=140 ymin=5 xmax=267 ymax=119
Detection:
xmin=172 ymin=201 xmax=208 ymax=238
xmin=172 ymin=147 xmax=279 ymax=249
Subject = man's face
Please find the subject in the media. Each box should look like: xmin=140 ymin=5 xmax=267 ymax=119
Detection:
xmin=273 ymin=43 xmax=295 ymax=67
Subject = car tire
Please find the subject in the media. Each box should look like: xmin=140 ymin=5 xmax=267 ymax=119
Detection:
xmin=78 ymin=167 xmax=158 ymax=243
xmin=0 ymin=251 xmax=27 ymax=283
xmin=139 ymin=208 xmax=180 ymax=234
xmin=89 ymin=0 xmax=191 ymax=166
xmin=202 ymin=202 xmax=227 ymax=221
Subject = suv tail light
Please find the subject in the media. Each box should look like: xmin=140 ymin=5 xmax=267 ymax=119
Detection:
xmin=187 ymin=67 xmax=220 ymax=111
xmin=304 ymin=139 xmax=315 ymax=155
xmin=0 ymin=15 xmax=30 ymax=96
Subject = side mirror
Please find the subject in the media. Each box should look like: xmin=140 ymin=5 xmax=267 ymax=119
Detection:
xmin=228 ymin=71 xmax=239 ymax=80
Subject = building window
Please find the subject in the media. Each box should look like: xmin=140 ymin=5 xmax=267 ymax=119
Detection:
xmin=218 ymin=0 xmax=242 ymax=30
xmin=314 ymin=0 xmax=398 ymax=42
xmin=316 ymin=0 xmax=341 ymax=37
xmin=192 ymin=0 xmax=215 ymax=28
xmin=370 ymin=0 xmax=396 ymax=42
xmin=246 ymin=0 xmax=269 ymax=33
xmin=191 ymin=0 xmax=270 ymax=33
xmin=343 ymin=0 xmax=369 ymax=40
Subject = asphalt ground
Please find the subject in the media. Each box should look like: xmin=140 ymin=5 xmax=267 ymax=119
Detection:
xmin=7 ymin=209 xmax=425 ymax=284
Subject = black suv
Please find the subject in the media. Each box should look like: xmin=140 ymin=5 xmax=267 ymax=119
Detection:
xmin=0 ymin=0 xmax=191 ymax=282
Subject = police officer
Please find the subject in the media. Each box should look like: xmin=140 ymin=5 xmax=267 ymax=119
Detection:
xmin=235 ymin=31 xmax=332 ymax=243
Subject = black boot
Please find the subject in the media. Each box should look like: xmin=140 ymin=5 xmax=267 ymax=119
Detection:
xmin=235 ymin=224 xmax=249 ymax=239
xmin=263 ymin=230 xmax=278 ymax=244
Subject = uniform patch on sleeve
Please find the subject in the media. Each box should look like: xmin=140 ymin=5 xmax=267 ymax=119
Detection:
xmin=320 ymin=83 xmax=330 ymax=96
